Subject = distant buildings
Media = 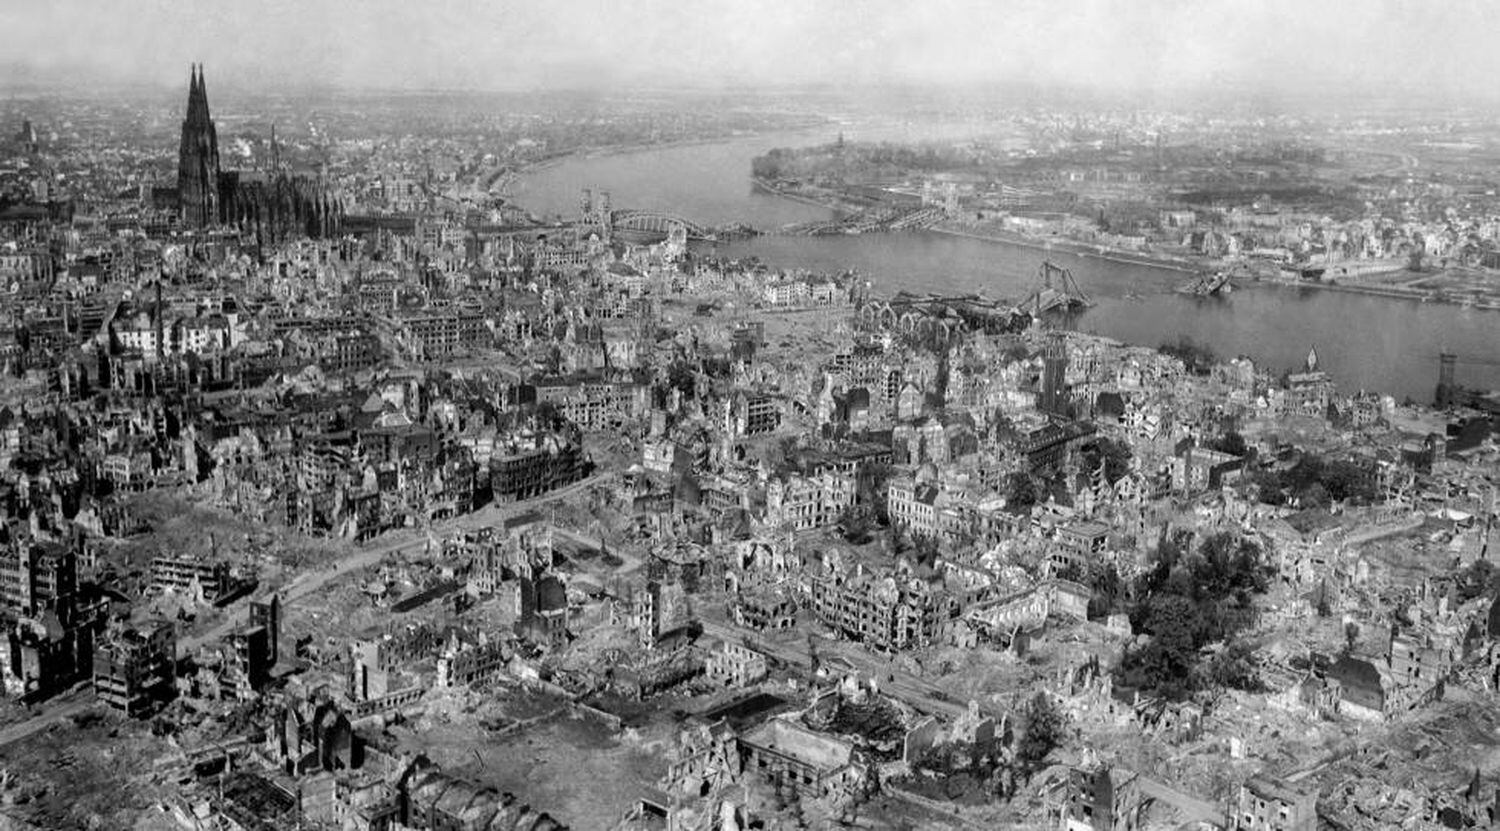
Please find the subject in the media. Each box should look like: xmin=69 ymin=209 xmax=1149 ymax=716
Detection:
xmin=7 ymin=58 xmax=1500 ymax=831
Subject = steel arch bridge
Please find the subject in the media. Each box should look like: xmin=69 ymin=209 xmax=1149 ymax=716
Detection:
xmin=609 ymin=209 xmax=714 ymax=240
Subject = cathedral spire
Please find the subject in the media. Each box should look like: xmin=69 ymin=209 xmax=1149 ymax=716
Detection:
xmin=187 ymin=64 xmax=199 ymax=116
xmin=184 ymin=63 xmax=214 ymax=125
xmin=178 ymin=62 xmax=221 ymax=229
xmin=195 ymin=64 xmax=210 ymax=120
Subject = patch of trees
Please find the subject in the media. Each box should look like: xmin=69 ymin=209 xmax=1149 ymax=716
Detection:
xmin=1207 ymin=431 xmax=1248 ymax=458
xmin=1233 ymin=142 xmax=1327 ymax=165
xmin=1455 ymin=559 xmax=1500 ymax=603
xmin=1090 ymin=200 xmax=1162 ymax=234
xmin=752 ymin=140 xmax=990 ymax=183
xmin=859 ymin=460 xmax=893 ymax=498
xmin=1174 ymin=184 xmax=1361 ymax=214
xmin=1055 ymin=560 xmax=1128 ymax=619
xmin=902 ymin=734 xmax=1013 ymax=806
xmin=895 ymin=692 xmax=1063 ymax=806
xmin=1115 ymin=530 xmax=1273 ymax=699
xmin=1157 ymin=336 xmax=1217 ymax=375
xmin=889 ymin=528 xmax=942 ymax=569
xmin=815 ymin=697 xmax=908 ymax=757
xmin=1080 ymin=436 xmax=1132 ymax=484
xmin=1002 ymin=472 xmax=1038 ymax=512
xmin=1252 ymin=452 xmax=1376 ymax=507
xmin=1015 ymin=692 xmax=1066 ymax=774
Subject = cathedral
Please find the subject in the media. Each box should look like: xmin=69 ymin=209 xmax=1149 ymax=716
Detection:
xmin=175 ymin=64 xmax=343 ymax=244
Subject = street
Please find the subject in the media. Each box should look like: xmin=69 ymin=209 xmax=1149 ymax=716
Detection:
xmin=0 ymin=472 xmax=612 ymax=752
xmin=696 ymin=618 xmax=966 ymax=719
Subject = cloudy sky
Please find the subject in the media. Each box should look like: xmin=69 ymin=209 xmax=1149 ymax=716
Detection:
xmin=2 ymin=0 xmax=1496 ymax=98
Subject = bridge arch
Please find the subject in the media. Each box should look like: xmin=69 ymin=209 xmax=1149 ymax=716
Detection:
xmin=609 ymin=209 xmax=713 ymax=240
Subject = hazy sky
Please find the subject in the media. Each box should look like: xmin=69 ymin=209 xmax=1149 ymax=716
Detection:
xmin=4 ymin=0 xmax=1499 ymax=98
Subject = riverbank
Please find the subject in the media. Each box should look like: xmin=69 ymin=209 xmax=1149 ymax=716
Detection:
xmin=573 ymin=122 xmax=827 ymax=163
xmin=750 ymin=176 xmax=845 ymax=214
xmin=749 ymin=179 xmax=1208 ymax=275
xmin=1259 ymin=273 xmax=1500 ymax=311
xmin=514 ymin=124 xmax=1500 ymax=400
xmin=745 ymin=176 xmax=1212 ymax=275
xmin=511 ymin=121 xmax=831 ymax=186
xmin=928 ymin=224 xmax=1201 ymax=275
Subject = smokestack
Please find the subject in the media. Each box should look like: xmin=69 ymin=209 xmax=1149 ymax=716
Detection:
xmin=155 ymin=280 xmax=164 ymax=358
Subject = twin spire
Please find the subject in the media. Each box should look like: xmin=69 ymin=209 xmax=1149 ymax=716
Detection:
xmin=182 ymin=64 xmax=283 ymax=175
xmin=185 ymin=63 xmax=210 ymax=123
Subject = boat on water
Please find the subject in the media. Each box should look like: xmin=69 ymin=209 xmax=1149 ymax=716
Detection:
xmin=1177 ymin=270 xmax=1233 ymax=296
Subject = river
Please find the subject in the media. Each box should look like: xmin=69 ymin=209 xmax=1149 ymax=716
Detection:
xmin=516 ymin=125 xmax=1499 ymax=403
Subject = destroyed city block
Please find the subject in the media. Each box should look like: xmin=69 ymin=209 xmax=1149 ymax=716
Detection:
xmin=2 ymin=20 xmax=1500 ymax=831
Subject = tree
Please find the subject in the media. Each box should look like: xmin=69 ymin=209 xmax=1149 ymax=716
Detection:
xmin=1209 ymin=431 xmax=1247 ymax=458
xmin=1119 ymin=638 xmax=1197 ymax=700
xmin=1203 ymin=639 xmax=1265 ymax=692
xmin=1088 ymin=563 xmax=1126 ymax=617
xmin=1158 ymin=337 xmax=1216 ymax=374
xmin=857 ymin=461 xmax=893 ymax=524
xmin=1082 ymin=437 xmax=1133 ymax=484
xmin=1192 ymin=533 xmax=1269 ymax=604
xmin=1016 ymin=693 xmax=1066 ymax=775
xmin=1141 ymin=593 xmax=1205 ymax=657
xmin=1055 ymin=562 xmax=1086 ymax=584
xmin=1004 ymin=472 xmax=1037 ymax=512
xmin=837 ymin=504 xmax=874 ymax=544
xmin=1299 ymin=482 xmax=1330 ymax=509
xmin=910 ymin=533 xmax=940 ymax=569
xmin=1457 ymin=559 xmax=1500 ymax=602
xmin=1120 ymin=531 xmax=1273 ymax=698
xmin=1315 ymin=583 xmax=1332 ymax=618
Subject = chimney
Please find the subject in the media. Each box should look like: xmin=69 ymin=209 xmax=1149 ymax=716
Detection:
xmin=155 ymin=280 xmax=164 ymax=358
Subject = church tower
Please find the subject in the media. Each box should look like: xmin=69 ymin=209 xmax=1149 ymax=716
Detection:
xmin=1040 ymin=333 xmax=1069 ymax=416
xmin=177 ymin=64 xmax=221 ymax=229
